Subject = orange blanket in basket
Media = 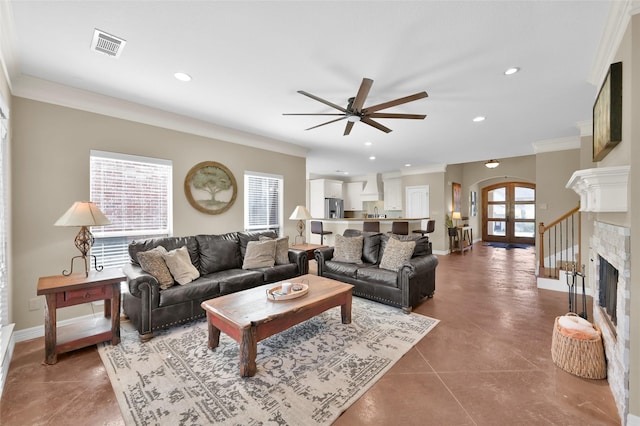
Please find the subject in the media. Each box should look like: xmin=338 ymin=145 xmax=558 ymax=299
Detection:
xmin=557 ymin=315 xmax=599 ymax=340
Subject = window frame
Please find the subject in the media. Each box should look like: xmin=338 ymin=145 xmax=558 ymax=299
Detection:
xmin=243 ymin=171 xmax=284 ymax=235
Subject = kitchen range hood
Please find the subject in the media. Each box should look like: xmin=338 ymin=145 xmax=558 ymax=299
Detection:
xmin=361 ymin=174 xmax=383 ymax=201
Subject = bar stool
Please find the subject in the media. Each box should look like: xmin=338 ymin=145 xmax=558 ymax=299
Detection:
xmin=310 ymin=221 xmax=332 ymax=245
xmin=363 ymin=221 xmax=380 ymax=232
xmin=390 ymin=221 xmax=409 ymax=235
xmin=413 ymin=219 xmax=436 ymax=239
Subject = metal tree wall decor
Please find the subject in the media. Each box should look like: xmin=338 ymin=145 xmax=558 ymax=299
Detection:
xmin=184 ymin=161 xmax=237 ymax=215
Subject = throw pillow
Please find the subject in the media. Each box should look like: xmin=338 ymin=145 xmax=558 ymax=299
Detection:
xmin=379 ymin=237 xmax=416 ymax=271
xmin=242 ymin=239 xmax=277 ymax=269
xmin=162 ymin=246 xmax=200 ymax=285
xmin=259 ymin=235 xmax=290 ymax=265
xmin=136 ymin=246 xmax=174 ymax=289
xmin=333 ymin=234 xmax=364 ymax=263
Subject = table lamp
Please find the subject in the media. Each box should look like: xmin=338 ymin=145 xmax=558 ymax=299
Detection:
xmin=55 ymin=201 xmax=111 ymax=277
xmin=289 ymin=205 xmax=312 ymax=244
xmin=452 ymin=211 xmax=462 ymax=227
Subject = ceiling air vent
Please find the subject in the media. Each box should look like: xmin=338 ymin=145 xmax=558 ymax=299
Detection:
xmin=91 ymin=29 xmax=126 ymax=58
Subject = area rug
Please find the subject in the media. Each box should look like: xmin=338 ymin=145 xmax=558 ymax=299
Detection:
xmin=484 ymin=242 xmax=533 ymax=250
xmin=98 ymin=297 xmax=439 ymax=425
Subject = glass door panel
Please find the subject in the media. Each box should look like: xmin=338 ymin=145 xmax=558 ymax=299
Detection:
xmin=483 ymin=182 xmax=535 ymax=244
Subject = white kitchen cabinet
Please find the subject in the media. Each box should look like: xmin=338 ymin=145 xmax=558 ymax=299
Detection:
xmin=309 ymin=179 xmax=344 ymax=218
xmin=384 ymin=178 xmax=403 ymax=211
xmin=344 ymin=182 xmax=364 ymax=211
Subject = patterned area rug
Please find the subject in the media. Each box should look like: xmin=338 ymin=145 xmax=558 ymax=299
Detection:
xmin=98 ymin=297 xmax=439 ymax=425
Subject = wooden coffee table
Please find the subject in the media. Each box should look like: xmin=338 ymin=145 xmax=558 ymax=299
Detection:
xmin=201 ymin=274 xmax=353 ymax=377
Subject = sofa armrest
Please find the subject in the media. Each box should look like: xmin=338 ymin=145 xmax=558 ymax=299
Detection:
xmin=397 ymin=254 xmax=439 ymax=312
xmin=314 ymin=247 xmax=335 ymax=276
xmin=399 ymin=254 xmax=439 ymax=278
xmin=288 ymin=248 xmax=308 ymax=275
xmin=122 ymin=263 xmax=160 ymax=299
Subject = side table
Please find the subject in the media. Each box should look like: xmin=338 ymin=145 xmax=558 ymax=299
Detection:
xmin=291 ymin=243 xmax=327 ymax=270
xmin=36 ymin=268 xmax=125 ymax=364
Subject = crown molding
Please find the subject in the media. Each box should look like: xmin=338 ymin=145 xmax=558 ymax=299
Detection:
xmin=0 ymin=0 xmax=19 ymax=91
xmin=589 ymin=0 xmax=638 ymax=86
xmin=577 ymin=120 xmax=593 ymax=137
xmin=11 ymin=74 xmax=308 ymax=158
xmin=401 ymin=163 xmax=447 ymax=175
xmin=532 ymin=136 xmax=581 ymax=154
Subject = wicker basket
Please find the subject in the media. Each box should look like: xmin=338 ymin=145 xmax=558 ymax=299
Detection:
xmin=551 ymin=314 xmax=607 ymax=379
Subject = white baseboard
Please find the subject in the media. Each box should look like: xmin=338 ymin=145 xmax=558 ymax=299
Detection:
xmin=13 ymin=313 xmax=100 ymax=343
xmin=0 ymin=323 xmax=15 ymax=399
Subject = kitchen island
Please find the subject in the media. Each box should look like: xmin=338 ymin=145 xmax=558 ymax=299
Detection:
xmin=307 ymin=218 xmax=429 ymax=246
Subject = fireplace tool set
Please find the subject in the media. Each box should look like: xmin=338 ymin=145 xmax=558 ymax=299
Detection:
xmin=565 ymin=262 xmax=587 ymax=320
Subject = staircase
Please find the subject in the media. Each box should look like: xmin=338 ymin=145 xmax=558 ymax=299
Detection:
xmin=537 ymin=205 xmax=581 ymax=291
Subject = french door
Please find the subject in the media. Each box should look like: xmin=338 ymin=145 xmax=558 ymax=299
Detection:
xmin=482 ymin=182 xmax=536 ymax=245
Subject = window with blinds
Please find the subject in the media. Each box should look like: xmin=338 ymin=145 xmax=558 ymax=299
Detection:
xmin=244 ymin=172 xmax=283 ymax=234
xmin=90 ymin=150 xmax=172 ymax=269
xmin=0 ymin=101 xmax=8 ymax=328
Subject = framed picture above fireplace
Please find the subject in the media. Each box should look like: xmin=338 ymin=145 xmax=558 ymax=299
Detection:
xmin=592 ymin=61 xmax=622 ymax=162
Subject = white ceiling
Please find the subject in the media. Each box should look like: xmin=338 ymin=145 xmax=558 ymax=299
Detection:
xmin=3 ymin=1 xmax=613 ymax=177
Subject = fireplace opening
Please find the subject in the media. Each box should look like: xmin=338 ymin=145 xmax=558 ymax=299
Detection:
xmin=598 ymin=255 xmax=618 ymax=327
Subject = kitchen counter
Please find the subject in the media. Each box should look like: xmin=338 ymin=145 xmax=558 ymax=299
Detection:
xmin=307 ymin=218 xmax=430 ymax=246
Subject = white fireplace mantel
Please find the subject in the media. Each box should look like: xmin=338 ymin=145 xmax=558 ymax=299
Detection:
xmin=566 ymin=166 xmax=630 ymax=212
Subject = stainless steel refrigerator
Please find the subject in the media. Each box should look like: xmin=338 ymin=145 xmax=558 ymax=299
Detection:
xmin=324 ymin=198 xmax=344 ymax=218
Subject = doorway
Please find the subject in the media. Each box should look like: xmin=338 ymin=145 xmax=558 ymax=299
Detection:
xmin=482 ymin=182 xmax=535 ymax=245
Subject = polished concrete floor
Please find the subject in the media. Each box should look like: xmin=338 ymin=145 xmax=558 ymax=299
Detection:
xmin=1 ymin=243 xmax=620 ymax=425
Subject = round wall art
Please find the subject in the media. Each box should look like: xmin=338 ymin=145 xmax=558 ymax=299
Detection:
xmin=184 ymin=161 xmax=237 ymax=215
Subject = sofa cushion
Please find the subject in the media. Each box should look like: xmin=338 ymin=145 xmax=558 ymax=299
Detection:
xmin=129 ymin=236 xmax=199 ymax=270
xmin=196 ymin=234 xmax=242 ymax=275
xmin=158 ymin=275 xmax=220 ymax=307
xmin=136 ymin=246 xmax=174 ymax=290
xmin=259 ymin=235 xmax=290 ymax=265
xmin=333 ymin=234 xmax=363 ymax=263
xmin=216 ymin=269 xmax=265 ymax=295
xmin=356 ymin=266 xmax=398 ymax=288
xmin=256 ymin=263 xmax=299 ymax=283
xmin=379 ymin=233 xmax=429 ymax=258
xmin=362 ymin=233 xmax=382 ymax=264
xmin=238 ymin=230 xmax=278 ymax=258
xmin=380 ymin=237 xmax=416 ymax=271
xmin=243 ymin=239 xmax=277 ymax=269
xmin=162 ymin=246 xmax=200 ymax=285
xmin=324 ymin=260 xmax=361 ymax=279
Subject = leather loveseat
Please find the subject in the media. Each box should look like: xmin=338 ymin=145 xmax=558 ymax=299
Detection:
xmin=122 ymin=230 xmax=307 ymax=341
xmin=315 ymin=230 xmax=438 ymax=313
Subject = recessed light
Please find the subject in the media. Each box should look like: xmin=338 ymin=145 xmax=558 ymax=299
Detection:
xmin=369 ymin=156 xmax=376 ymax=160
xmin=174 ymin=72 xmax=192 ymax=82
xmin=504 ymin=67 xmax=520 ymax=75
xmin=343 ymin=171 xmax=349 ymax=175
xmin=473 ymin=116 xmax=486 ymax=122
xmin=405 ymin=163 xmax=411 ymax=167
xmin=364 ymin=141 xmax=372 ymax=146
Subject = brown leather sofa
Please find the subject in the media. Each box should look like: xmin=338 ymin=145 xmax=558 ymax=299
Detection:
xmin=314 ymin=230 xmax=438 ymax=313
xmin=122 ymin=230 xmax=307 ymax=340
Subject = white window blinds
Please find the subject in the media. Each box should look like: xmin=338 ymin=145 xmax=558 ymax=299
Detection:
xmin=90 ymin=150 xmax=172 ymax=268
xmin=244 ymin=172 xmax=283 ymax=233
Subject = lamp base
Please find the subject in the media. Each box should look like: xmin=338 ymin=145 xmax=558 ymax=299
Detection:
xmin=63 ymin=226 xmax=104 ymax=277
xmin=294 ymin=219 xmax=306 ymax=245
xmin=63 ymin=254 xmax=104 ymax=277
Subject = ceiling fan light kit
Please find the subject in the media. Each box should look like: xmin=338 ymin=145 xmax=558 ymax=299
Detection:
xmin=284 ymin=78 xmax=427 ymax=135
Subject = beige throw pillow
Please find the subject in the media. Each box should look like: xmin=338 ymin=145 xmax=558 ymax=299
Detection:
xmin=259 ymin=235 xmax=290 ymax=265
xmin=136 ymin=246 xmax=174 ymax=289
xmin=379 ymin=237 xmax=416 ymax=271
xmin=242 ymin=239 xmax=277 ymax=269
xmin=162 ymin=246 xmax=200 ymax=285
xmin=333 ymin=234 xmax=363 ymax=263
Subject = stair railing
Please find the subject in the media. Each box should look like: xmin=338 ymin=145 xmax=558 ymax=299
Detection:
xmin=538 ymin=205 xmax=581 ymax=279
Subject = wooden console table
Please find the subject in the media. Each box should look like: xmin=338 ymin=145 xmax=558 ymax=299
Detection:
xmin=36 ymin=268 xmax=125 ymax=364
xmin=291 ymin=243 xmax=327 ymax=269
xmin=449 ymin=226 xmax=473 ymax=254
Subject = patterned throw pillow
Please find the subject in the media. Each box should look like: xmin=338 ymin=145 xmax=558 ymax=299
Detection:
xmin=242 ymin=239 xmax=277 ymax=269
xmin=379 ymin=237 xmax=416 ymax=271
xmin=259 ymin=235 xmax=290 ymax=265
xmin=136 ymin=246 xmax=174 ymax=289
xmin=333 ymin=234 xmax=363 ymax=263
xmin=162 ymin=246 xmax=200 ymax=285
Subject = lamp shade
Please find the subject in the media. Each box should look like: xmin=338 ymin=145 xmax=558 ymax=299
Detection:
xmin=452 ymin=211 xmax=462 ymax=220
xmin=289 ymin=205 xmax=312 ymax=220
xmin=54 ymin=201 xmax=111 ymax=227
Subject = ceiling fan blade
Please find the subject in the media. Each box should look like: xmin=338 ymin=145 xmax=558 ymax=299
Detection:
xmin=283 ymin=113 xmax=346 ymax=116
xmin=305 ymin=116 xmax=347 ymax=131
xmin=351 ymin=78 xmax=373 ymax=112
xmin=361 ymin=117 xmax=392 ymax=133
xmin=298 ymin=91 xmax=348 ymax=113
xmin=344 ymin=121 xmax=355 ymax=136
xmin=368 ymin=113 xmax=427 ymax=119
xmin=364 ymin=91 xmax=428 ymax=114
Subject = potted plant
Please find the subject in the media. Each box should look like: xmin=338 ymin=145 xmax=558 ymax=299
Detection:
xmin=445 ymin=214 xmax=458 ymax=236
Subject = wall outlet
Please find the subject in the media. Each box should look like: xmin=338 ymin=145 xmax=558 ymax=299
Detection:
xmin=28 ymin=297 xmax=41 ymax=311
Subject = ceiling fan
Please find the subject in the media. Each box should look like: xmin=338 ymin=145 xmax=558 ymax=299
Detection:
xmin=284 ymin=78 xmax=428 ymax=136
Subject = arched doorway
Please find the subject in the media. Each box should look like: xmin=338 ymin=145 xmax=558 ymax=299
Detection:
xmin=482 ymin=182 xmax=535 ymax=245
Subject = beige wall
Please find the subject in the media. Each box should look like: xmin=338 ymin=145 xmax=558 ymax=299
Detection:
xmin=10 ymin=97 xmax=306 ymax=330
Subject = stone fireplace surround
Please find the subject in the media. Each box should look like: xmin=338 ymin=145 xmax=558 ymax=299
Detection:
xmin=591 ymin=221 xmax=630 ymax=423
